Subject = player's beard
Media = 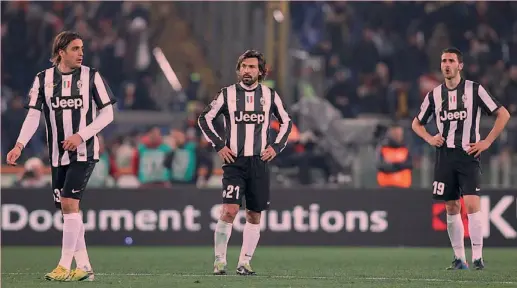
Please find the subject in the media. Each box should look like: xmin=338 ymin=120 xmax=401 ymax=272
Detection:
xmin=241 ymin=74 xmax=258 ymax=86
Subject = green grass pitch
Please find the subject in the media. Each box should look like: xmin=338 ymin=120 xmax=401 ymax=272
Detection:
xmin=2 ymin=247 xmax=517 ymax=287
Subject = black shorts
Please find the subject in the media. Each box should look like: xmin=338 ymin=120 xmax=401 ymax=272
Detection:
xmin=222 ymin=156 xmax=270 ymax=212
xmin=51 ymin=161 xmax=96 ymax=208
xmin=432 ymin=148 xmax=481 ymax=201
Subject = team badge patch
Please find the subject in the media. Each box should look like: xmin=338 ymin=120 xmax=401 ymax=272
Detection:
xmin=260 ymin=97 xmax=265 ymax=106
xmin=246 ymin=95 xmax=253 ymax=103
xmin=77 ymin=80 xmax=83 ymax=90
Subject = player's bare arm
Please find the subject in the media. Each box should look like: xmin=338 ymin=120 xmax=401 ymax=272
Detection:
xmin=411 ymin=119 xmax=444 ymax=147
xmin=6 ymin=82 xmax=43 ymax=166
xmin=467 ymin=106 xmax=510 ymax=157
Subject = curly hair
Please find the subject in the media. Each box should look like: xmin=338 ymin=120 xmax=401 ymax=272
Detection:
xmin=235 ymin=50 xmax=268 ymax=81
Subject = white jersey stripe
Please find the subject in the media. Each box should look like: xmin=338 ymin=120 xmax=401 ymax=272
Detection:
xmin=261 ymin=86 xmax=272 ymax=153
xmin=475 ymin=107 xmax=481 ymax=142
xmin=44 ymin=69 xmax=60 ymax=167
xmin=478 ymin=85 xmax=498 ymax=112
xmin=197 ymin=92 xmax=225 ymax=148
xmin=28 ymin=77 xmax=40 ymax=107
xmin=61 ymin=74 xmax=73 ymax=166
xmin=417 ymin=94 xmax=430 ymax=122
xmin=446 ymin=90 xmax=457 ymax=148
xmin=92 ymin=100 xmax=99 ymax=160
xmin=77 ymin=67 xmax=90 ymax=161
xmin=272 ymin=91 xmax=291 ymax=147
xmin=461 ymin=81 xmax=474 ymax=151
xmin=244 ymin=91 xmax=255 ymax=156
xmin=432 ymin=85 xmax=443 ymax=135
xmin=227 ymin=86 xmax=238 ymax=155
xmin=93 ymin=72 xmax=112 ymax=106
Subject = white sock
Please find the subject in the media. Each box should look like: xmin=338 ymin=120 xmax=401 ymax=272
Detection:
xmin=447 ymin=213 xmax=466 ymax=262
xmin=468 ymin=211 xmax=483 ymax=261
xmin=214 ymin=220 xmax=233 ymax=263
xmin=74 ymin=222 xmax=92 ymax=271
xmin=58 ymin=213 xmax=82 ymax=270
xmin=238 ymin=222 xmax=261 ymax=265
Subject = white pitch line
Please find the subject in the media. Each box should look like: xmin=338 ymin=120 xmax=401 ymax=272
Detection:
xmin=2 ymin=273 xmax=516 ymax=285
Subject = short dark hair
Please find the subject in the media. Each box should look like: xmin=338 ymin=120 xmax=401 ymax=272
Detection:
xmin=442 ymin=47 xmax=463 ymax=63
xmin=50 ymin=31 xmax=83 ymax=65
xmin=235 ymin=50 xmax=268 ymax=81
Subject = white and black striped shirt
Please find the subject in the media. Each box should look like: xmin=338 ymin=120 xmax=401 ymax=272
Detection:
xmin=19 ymin=65 xmax=116 ymax=167
xmin=198 ymin=82 xmax=292 ymax=157
xmin=416 ymin=79 xmax=501 ymax=152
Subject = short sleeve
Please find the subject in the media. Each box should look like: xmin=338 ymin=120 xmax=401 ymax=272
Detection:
xmin=477 ymin=84 xmax=501 ymax=115
xmin=93 ymin=71 xmax=117 ymax=109
xmin=416 ymin=92 xmax=434 ymax=124
xmin=24 ymin=74 xmax=44 ymax=111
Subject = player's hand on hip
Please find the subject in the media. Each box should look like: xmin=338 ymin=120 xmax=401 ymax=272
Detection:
xmin=261 ymin=146 xmax=277 ymax=162
xmin=218 ymin=147 xmax=236 ymax=163
xmin=426 ymin=134 xmax=445 ymax=147
xmin=62 ymin=134 xmax=83 ymax=151
xmin=467 ymin=140 xmax=491 ymax=157
xmin=6 ymin=145 xmax=22 ymax=166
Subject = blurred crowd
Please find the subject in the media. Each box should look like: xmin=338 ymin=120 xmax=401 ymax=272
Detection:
xmin=292 ymin=2 xmax=517 ymax=119
xmin=289 ymin=1 xmax=517 ymax=187
xmin=2 ymin=1 xmax=517 ymax=188
xmin=1 ymin=1 xmax=160 ymax=112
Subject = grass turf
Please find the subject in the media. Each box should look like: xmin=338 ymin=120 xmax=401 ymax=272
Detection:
xmin=2 ymin=247 xmax=517 ymax=288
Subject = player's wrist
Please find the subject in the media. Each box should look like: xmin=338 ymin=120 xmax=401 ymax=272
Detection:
xmin=214 ymin=143 xmax=225 ymax=152
xmin=270 ymin=143 xmax=280 ymax=154
xmin=483 ymin=137 xmax=494 ymax=145
xmin=76 ymin=131 xmax=88 ymax=142
xmin=15 ymin=142 xmax=24 ymax=151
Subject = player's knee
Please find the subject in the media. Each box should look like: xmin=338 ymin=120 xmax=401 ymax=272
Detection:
xmin=220 ymin=204 xmax=239 ymax=222
xmin=60 ymin=197 xmax=80 ymax=214
xmin=463 ymin=195 xmax=480 ymax=213
xmin=445 ymin=200 xmax=461 ymax=214
xmin=246 ymin=210 xmax=261 ymax=224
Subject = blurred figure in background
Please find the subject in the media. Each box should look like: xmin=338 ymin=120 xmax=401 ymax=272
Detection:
xmin=502 ymin=64 xmax=517 ymax=116
xmin=15 ymin=157 xmax=50 ymax=188
xmin=113 ymin=132 xmax=138 ymax=170
xmin=87 ymin=135 xmax=117 ymax=188
xmin=376 ymin=124 xmax=413 ymax=188
xmin=195 ymin=137 xmax=215 ymax=188
xmin=2 ymin=94 xmax=37 ymax=162
xmin=132 ymin=126 xmax=171 ymax=187
xmin=163 ymin=129 xmax=197 ymax=184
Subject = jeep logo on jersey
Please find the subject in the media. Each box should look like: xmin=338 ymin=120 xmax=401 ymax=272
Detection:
xmin=234 ymin=111 xmax=265 ymax=124
xmin=439 ymin=109 xmax=467 ymax=122
xmin=51 ymin=96 xmax=83 ymax=110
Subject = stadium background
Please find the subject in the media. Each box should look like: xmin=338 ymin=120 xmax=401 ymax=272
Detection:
xmin=2 ymin=2 xmax=517 ymax=287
